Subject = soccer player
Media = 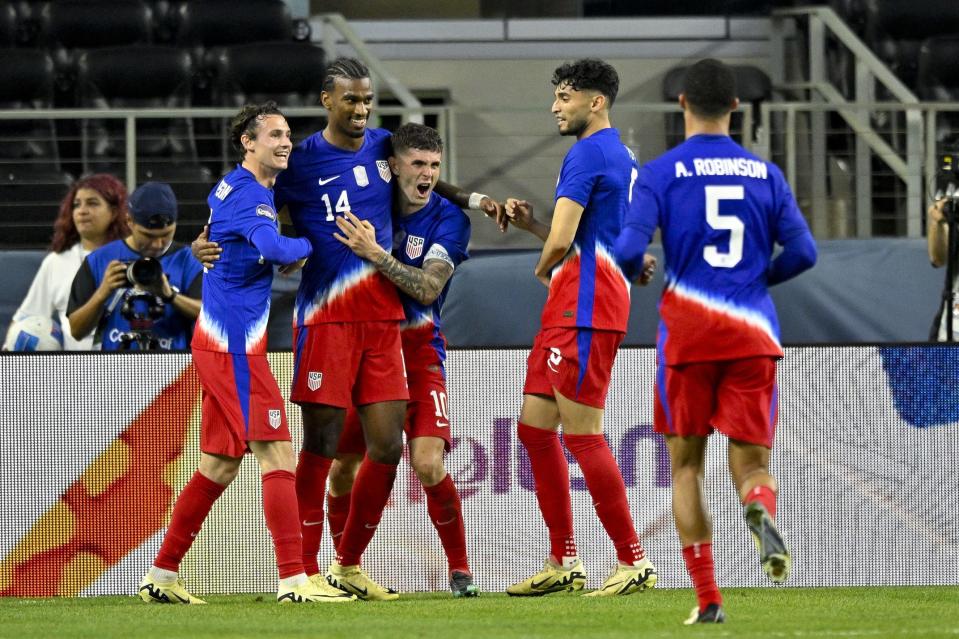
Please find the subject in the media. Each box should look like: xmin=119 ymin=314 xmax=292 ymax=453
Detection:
xmin=615 ymin=58 xmax=817 ymax=624
xmin=502 ymin=59 xmax=659 ymax=597
xmin=330 ymin=123 xmax=477 ymax=597
xmin=272 ymin=57 xmax=500 ymax=601
xmin=139 ymin=102 xmax=353 ymax=604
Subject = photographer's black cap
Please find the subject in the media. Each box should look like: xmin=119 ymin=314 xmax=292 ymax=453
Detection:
xmin=129 ymin=182 xmax=178 ymax=229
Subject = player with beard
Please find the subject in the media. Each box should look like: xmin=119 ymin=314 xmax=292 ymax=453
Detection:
xmin=503 ymin=59 xmax=658 ymax=598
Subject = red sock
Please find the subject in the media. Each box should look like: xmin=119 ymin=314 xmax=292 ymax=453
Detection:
xmin=295 ymin=451 xmax=332 ymax=575
xmin=262 ymin=469 xmax=304 ymax=579
xmin=423 ymin=474 xmax=469 ymax=573
xmin=565 ymin=433 xmax=645 ymax=564
xmin=743 ymin=484 xmax=777 ymax=518
xmin=336 ymin=459 xmax=397 ymax=566
xmin=154 ymin=471 xmax=226 ymax=571
xmin=682 ymin=543 xmax=722 ymax=612
xmin=517 ymin=423 xmax=576 ymax=561
xmin=326 ymin=491 xmax=351 ymax=554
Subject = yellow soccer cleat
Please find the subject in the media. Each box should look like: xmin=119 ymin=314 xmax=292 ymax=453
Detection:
xmin=278 ymin=579 xmax=357 ymax=603
xmin=583 ymin=557 xmax=658 ymax=597
xmin=138 ymin=573 xmax=207 ymax=605
xmin=326 ymin=561 xmax=399 ymax=601
xmin=506 ymin=558 xmax=586 ymax=597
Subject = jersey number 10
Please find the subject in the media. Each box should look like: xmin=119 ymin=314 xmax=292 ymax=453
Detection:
xmin=703 ymin=185 xmax=744 ymax=268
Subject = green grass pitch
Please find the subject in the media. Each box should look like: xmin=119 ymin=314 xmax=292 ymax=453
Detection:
xmin=3 ymin=587 xmax=958 ymax=638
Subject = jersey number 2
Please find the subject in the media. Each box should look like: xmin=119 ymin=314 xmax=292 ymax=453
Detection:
xmin=703 ymin=185 xmax=744 ymax=268
xmin=320 ymin=190 xmax=351 ymax=222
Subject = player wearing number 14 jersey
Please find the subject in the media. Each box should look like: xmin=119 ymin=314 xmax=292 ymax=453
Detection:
xmin=616 ymin=58 xmax=816 ymax=624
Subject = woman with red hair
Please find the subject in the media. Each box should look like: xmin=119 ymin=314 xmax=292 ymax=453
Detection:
xmin=7 ymin=174 xmax=130 ymax=350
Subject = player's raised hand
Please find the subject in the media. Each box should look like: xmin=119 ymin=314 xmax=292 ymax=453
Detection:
xmin=334 ymin=211 xmax=384 ymax=262
xmin=505 ymin=198 xmax=535 ymax=231
xmin=480 ymin=196 xmax=508 ymax=233
xmin=191 ymin=225 xmax=222 ymax=270
xmin=636 ymin=253 xmax=657 ymax=286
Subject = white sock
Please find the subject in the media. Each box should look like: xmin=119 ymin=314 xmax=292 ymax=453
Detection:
xmin=279 ymin=573 xmax=308 ymax=589
xmin=149 ymin=566 xmax=178 ymax=583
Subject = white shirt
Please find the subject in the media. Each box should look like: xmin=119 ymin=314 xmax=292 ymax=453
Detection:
xmin=9 ymin=243 xmax=93 ymax=350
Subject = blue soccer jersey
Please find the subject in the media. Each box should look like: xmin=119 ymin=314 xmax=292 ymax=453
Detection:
xmin=274 ymin=127 xmax=403 ymax=326
xmin=68 ymin=240 xmax=203 ymax=351
xmin=624 ymin=134 xmax=813 ymax=364
xmin=193 ymin=165 xmax=311 ymax=355
xmin=542 ymin=127 xmax=636 ymax=333
xmin=394 ymin=193 xmax=470 ymax=371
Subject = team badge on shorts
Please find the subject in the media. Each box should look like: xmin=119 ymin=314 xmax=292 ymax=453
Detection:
xmin=308 ymin=371 xmax=323 ymax=391
xmin=353 ymin=165 xmax=369 ymax=187
xmin=548 ymin=347 xmax=562 ymax=373
xmin=268 ymin=409 xmax=282 ymax=429
xmin=376 ymin=160 xmax=391 ymax=183
xmin=406 ymin=235 xmax=425 ymax=259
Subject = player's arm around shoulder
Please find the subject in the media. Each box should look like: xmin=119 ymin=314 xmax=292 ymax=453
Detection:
xmin=334 ymin=211 xmax=452 ymax=305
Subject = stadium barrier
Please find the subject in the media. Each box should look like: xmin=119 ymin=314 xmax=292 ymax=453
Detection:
xmin=1 ymin=345 xmax=957 ymax=597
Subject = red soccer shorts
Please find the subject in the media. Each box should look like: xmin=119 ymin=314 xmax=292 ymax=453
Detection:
xmin=290 ymin=321 xmax=409 ymax=408
xmin=193 ymin=349 xmax=291 ymax=458
xmin=523 ymin=326 xmax=624 ymax=409
xmin=337 ymin=364 xmax=452 ymax=455
xmin=654 ymin=356 xmax=779 ymax=448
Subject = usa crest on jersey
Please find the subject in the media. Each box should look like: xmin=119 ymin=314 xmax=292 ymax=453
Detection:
xmin=406 ymin=235 xmax=425 ymax=259
xmin=268 ymin=409 xmax=282 ymax=429
xmin=376 ymin=160 xmax=391 ymax=183
xmin=308 ymin=371 xmax=323 ymax=391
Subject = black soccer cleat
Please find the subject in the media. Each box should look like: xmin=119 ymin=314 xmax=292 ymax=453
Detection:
xmin=684 ymin=603 xmax=726 ymax=624
xmin=744 ymin=501 xmax=791 ymax=583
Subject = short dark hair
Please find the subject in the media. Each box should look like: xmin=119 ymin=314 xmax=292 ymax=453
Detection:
xmin=230 ymin=101 xmax=285 ymax=157
xmin=322 ymin=57 xmax=370 ymax=93
xmin=682 ymin=59 xmax=737 ymax=119
xmin=391 ymin=123 xmax=443 ymax=156
xmin=552 ymin=59 xmax=619 ymax=107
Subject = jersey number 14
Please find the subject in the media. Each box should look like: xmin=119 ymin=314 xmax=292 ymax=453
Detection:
xmin=320 ymin=190 xmax=351 ymax=222
xmin=703 ymin=185 xmax=744 ymax=268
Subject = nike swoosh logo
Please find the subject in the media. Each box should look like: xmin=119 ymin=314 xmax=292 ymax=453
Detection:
xmin=303 ymin=520 xmax=323 ymax=527
xmin=318 ymin=175 xmax=340 ymax=185
xmin=435 ymin=420 xmax=449 ymax=428
xmin=435 ymin=516 xmax=456 ymax=526
xmin=364 ymin=523 xmax=378 ymax=529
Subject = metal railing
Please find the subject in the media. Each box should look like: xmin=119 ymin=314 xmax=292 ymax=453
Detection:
xmin=770 ymin=5 xmax=924 ymax=238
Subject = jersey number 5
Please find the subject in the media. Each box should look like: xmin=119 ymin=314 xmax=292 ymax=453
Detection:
xmin=703 ymin=185 xmax=744 ymax=268
xmin=320 ymin=190 xmax=351 ymax=222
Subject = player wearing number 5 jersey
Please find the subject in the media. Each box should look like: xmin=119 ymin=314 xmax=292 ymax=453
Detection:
xmin=503 ymin=59 xmax=658 ymax=598
xmin=616 ymin=58 xmax=816 ymax=624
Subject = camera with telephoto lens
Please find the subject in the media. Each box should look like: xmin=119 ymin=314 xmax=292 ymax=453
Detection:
xmin=118 ymin=257 xmax=166 ymax=350
xmin=125 ymin=256 xmax=162 ymax=287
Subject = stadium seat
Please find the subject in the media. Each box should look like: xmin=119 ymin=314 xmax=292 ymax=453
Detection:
xmin=662 ymin=64 xmax=771 ymax=147
xmin=74 ymin=44 xmax=213 ymax=233
xmin=39 ymin=0 xmax=153 ymax=49
xmin=173 ymin=0 xmax=292 ymax=48
xmin=866 ymin=0 xmax=959 ymax=89
xmin=205 ymin=41 xmax=327 ymax=152
xmin=0 ymin=4 xmax=17 ymax=46
xmin=0 ymin=49 xmax=61 ymax=171
xmin=0 ymin=167 xmax=74 ymax=248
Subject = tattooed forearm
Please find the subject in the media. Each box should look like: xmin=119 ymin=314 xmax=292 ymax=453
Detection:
xmin=374 ymin=253 xmax=453 ymax=305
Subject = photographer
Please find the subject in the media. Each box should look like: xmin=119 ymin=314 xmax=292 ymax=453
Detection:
xmin=67 ymin=182 xmax=203 ymax=350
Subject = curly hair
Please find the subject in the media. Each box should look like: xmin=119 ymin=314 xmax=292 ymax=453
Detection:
xmin=552 ymin=58 xmax=620 ymax=107
xmin=391 ymin=123 xmax=443 ymax=156
xmin=322 ymin=57 xmax=370 ymax=93
xmin=229 ymin=101 xmax=286 ymax=158
xmin=49 ymin=174 xmax=130 ymax=253
xmin=682 ymin=59 xmax=737 ymax=119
